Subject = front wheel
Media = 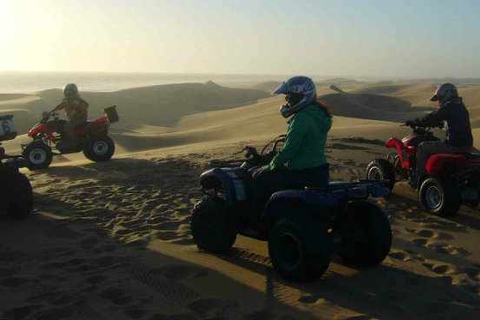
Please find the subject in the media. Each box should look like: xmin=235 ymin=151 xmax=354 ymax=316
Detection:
xmin=23 ymin=141 xmax=53 ymax=170
xmin=337 ymin=201 xmax=392 ymax=267
xmin=268 ymin=218 xmax=333 ymax=282
xmin=83 ymin=136 xmax=115 ymax=162
xmin=0 ymin=168 xmax=33 ymax=219
xmin=190 ymin=197 xmax=238 ymax=253
xmin=419 ymin=177 xmax=461 ymax=217
xmin=366 ymin=159 xmax=396 ymax=194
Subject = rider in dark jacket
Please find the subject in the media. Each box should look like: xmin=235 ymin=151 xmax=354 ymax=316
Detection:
xmin=407 ymin=83 xmax=473 ymax=185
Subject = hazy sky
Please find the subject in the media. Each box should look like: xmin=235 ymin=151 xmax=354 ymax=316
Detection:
xmin=1 ymin=0 xmax=480 ymax=77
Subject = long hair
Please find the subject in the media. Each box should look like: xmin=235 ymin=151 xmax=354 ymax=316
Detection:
xmin=313 ymin=99 xmax=333 ymax=118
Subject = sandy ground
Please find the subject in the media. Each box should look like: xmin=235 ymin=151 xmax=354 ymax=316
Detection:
xmin=1 ymin=82 xmax=480 ymax=319
xmin=1 ymin=137 xmax=479 ymax=320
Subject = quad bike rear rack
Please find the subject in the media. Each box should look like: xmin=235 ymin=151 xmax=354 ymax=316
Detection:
xmin=308 ymin=180 xmax=390 ymax=199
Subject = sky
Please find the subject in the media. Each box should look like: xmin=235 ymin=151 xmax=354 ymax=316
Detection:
xmin=1 ymin=0 xmax=480 ymax=78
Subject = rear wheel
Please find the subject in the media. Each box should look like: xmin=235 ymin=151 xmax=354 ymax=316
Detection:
xmin=268 ymin=218 xmax=333 ymax=282
xmin=366 ymin=159 xmax=396 ymax=194
xmin=23 ymin=141 xmax=53 ymax=170
xmin=83 ymin=136 xmax=115 ymax=162
xmin=191 ymin=197 xmax=238 ymax=253
xmin=419 ymin=177 xmax=461 ymax=217
xmin=337 ymin=201 xmax=392 ymax=267
xmin=0 ymin=168 xmax=33 ymax=219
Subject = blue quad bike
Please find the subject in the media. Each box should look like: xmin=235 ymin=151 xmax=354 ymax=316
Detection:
xmin=191 ymin=135 xmax=393 ymax=281
xmin=0 ymin=115 xmax=33 ymax=219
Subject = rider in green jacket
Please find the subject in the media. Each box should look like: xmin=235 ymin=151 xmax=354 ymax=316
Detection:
xmin=267 ymin=103 xmax=331 ymax=171
xmin=252 ymin=76 xmax=332 ymax=210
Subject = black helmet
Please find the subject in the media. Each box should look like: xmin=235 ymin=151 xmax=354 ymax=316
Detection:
xmin=430 ymin=83 xmax=458 ymax=103
xmin=63 ymin=83 xmax=79 ymax=98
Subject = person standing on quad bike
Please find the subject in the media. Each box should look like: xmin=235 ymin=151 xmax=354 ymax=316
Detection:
xmin=52 ymin=83 xmax=89 ymax=148
xmin=406 ymin=83 xmax=474 ymax=184
xmin=252 ymin=76 xmax=332 ymax=209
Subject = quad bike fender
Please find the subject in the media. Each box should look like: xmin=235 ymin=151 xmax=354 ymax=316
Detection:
xmin=262 ymin=190 xmax=337 ymax=231
xmin=84 ymin=121 xmax=109 ymax=137
xmin=425 ymin=154 xmax=467 ymax=176
xmin=200 ymin=168 xmax=246 ymax=204
xmin=385 ymin=138 xmax=410 ymax=168
xmin=28 ymin=124 xmax=55 ymax=141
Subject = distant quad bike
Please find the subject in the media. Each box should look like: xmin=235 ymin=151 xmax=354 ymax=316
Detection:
xmin=22 ymin=106 xmax=119 ymax=170
xmin=0 ymin=115 xmax=33 ymax=219
xmin=366 ymin=122 xmax=480 ymax=217
xmin=191 ymin=135 xmax=392 ymax=282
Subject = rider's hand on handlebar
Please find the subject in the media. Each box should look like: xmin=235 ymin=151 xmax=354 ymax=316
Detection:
xmin=405 ymin=120 xmax=419 ymax=127
xmin=251 ymin=166 xmax=267 ymax=179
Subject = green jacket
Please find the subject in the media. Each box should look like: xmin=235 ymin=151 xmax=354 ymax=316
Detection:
xmin=267 ymin=104 xmax=332 ymax=171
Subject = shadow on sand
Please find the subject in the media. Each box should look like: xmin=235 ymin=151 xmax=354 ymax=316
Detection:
xmin=2 ymin=157 xmax=479 ymax=319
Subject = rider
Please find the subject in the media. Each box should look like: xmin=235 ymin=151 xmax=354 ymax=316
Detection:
xmin=53 ymin=83 xmax=89 ymax=147
xmin=252 ymin=76 xmax=332 ymax=210
xmin=406 ymin=83 xmax=473 ymax=185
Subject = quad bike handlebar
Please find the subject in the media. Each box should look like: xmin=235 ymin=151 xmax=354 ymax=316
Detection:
xmin=40 ymin=110 xmax=60 ymax=124
xmin=241 ymin=134 xmax=286 ymax=167
xmin=403 ymin=121 xmax=443 ymax=136
xmin=209 ymin=135 xmax=286 ymax=168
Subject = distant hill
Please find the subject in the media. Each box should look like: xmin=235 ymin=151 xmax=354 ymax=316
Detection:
xmin=250 ymin=81 xmax=282 ymax=93
xmin=7 ymin=82 xmax=269 ymax=133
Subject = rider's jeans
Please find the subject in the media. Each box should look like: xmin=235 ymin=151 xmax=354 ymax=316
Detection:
xmin=63 ymin=117 xmax=86 ymax=145
xmin=416 ymin=141 xmax=469 ymax=183
xmin=252 ymin=164 xmax=330 ymax=213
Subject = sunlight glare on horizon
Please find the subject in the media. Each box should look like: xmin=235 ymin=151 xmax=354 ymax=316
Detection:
xmin=1 ymin=0 xmax=480 ymax=78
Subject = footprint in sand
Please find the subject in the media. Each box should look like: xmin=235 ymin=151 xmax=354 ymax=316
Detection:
xmin=422 ymin=262 xmax=458 ymax=275
xmin=413 ymin=238 xmax=471 ymax=256
xmin=413 ymin=238 xmax=428 ymax=247
xmin=463 ymin=266 xmax=480 ymax=280
xmin=152 ymin=230 xmax=179 ymax=241
xmin=388 ymin=251 xmax=412 ymax=262
xmin=405 ymin=228 xmax=454 ymax=241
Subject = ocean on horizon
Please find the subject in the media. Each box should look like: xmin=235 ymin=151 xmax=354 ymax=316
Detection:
xmin=0 ymin=72 xmax=287 ymax=94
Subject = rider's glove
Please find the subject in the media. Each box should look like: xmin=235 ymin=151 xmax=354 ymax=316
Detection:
xmin=405 ymin=120 xmax=419 ymax=127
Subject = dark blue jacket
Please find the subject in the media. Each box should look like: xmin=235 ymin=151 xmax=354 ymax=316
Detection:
xmin=416 ymin=97 xmax=473 ymax=148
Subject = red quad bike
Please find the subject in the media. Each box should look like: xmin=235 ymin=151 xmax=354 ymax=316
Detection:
xmin=0 ymin=115 xmax=33 ymax=219
xmin=366 ymin=122 xmax=480 ymax=217
xmin=22 ymin=106 xmax=119 ymax=170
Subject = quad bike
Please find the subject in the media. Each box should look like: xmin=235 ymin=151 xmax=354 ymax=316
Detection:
xmin=0 ymin=115 xmax=33 ymax=219
xmin=366 ymin=122 xmax=480 ymax=217
xmin=22 ymin=106 xmax=119 ymax=170
xmin=191 ymin=135 xmax=392 ymax=282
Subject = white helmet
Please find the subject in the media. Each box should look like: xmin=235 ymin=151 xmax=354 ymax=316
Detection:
xmin=273 ymin=76 xmax=316 ymax=118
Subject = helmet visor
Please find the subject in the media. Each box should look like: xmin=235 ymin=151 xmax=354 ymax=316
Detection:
xmin=272 ymin=82 xmax=289 ymax=96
